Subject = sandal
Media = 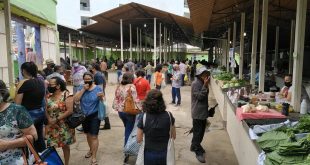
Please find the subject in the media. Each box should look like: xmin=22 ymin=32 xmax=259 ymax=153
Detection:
xmin=85 ymin=151 xmax=92 ymax=158
xmin=90 ymin=160 xmax=98 ymax=165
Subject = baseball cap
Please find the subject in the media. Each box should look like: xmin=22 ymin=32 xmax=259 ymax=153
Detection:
xmin=196 ymin=65 xmax=208 ymax=76
xmin=45 ymin=59 xmax=54 ymax=65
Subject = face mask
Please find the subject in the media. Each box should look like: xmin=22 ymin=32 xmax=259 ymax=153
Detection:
xmin=73 ymin=63 xmax=79 ymax=67
xmin=50 ymin=64 xmax=55 ymax=68
xmin=85 ymin=81 xmax=93 ymax=87
xmin=285 ymin=82 xmax=292 ymax=87
xmin=47 ymin=86 xmax=57 ymax=93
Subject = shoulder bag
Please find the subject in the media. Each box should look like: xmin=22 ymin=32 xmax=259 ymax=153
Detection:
xmin=123 ymin=86 xmax=141 ymax=115
xmin=64 ymin=93 xmax=86 ymax=128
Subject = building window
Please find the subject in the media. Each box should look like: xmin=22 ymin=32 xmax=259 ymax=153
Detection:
xmin=80 ymin=0 xmax=90 ymax=11
xmin=81 ymin=16 xmax=90 ymax=27
xmin=184 ymin=0 xmax=188 ymax=8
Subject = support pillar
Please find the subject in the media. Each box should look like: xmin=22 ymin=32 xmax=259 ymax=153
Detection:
xmin=140 ymin=29 xmax=142 ymax=61
xmin=251 ymin=0 xmax=259 ymax=88
xmin=68 ymin=33 xmax=72 ymax=65
xmin=15 ymin=22 xmax=26 ymax=80
xmin=153 ymin=18 xmax=157 ymax=67
xmin=232 ymin=21 xmax=237 ymax=74
xmin=239 ymin=13 xmax=245 ymax=79
xmin=292 ymin=0 xmax=307 ymax=112
xmin=259 ymin=0 xmax=268 ymax=92
xmin=82 ymin=36 xmax=86 ymax=63
xmin=159 ymin=23 xmax=162 ymax=64
xmin=120 ymin=19 xmax=123 ymax=61
xmin=227 ymin=28 xmax=231 ymax=72
xmin=130 ymin=24 xmax=132 ymax=59
xmin=4 ymin=0 xmax=13 ymax=86
xmin=137 ymin=27 xmax=139 ymax=61
xmin=274 ymin=26 xmax=279 ymax=73
xmin=164 ymin=27 xmax=167 ymax=63
xmin=289 ymin=20 xmax=295 ymax=74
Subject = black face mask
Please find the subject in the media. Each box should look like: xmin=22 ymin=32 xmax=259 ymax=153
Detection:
xmin=284 ymin=82 xmax=292 ymax=87
xmin=48 ymin=86 xmax=57 ymax=93
xmin=85 ymin=81 xmax=93 ymax=87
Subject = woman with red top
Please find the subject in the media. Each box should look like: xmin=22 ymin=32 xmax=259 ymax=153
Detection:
xmin=134 ymin=70 xmax=151 ymax=101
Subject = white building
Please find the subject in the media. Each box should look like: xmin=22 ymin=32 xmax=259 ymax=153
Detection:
xmin=57 ymin=0 xmax=189 ymax=29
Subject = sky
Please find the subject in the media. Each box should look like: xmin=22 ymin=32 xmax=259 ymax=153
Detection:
xmin=57 ymin=0 xmax=187 ymax=29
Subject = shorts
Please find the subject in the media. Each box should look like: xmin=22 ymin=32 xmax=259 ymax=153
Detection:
xmin=82 ymin=112 xmax=101 ymax=136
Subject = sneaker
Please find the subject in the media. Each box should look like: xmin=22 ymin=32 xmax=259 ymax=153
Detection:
xmin=195 ymin=154 xmax=206 ymax=163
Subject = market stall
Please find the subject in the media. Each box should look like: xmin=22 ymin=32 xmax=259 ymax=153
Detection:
xmin=210 ymin=70 xmax=310 ymax=165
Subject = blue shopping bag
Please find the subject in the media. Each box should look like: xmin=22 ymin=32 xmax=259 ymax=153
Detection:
xmin=98 ymin=100 xmax=106 ymax=121
xmin=41 ymin=147 xmax=64 ymax=165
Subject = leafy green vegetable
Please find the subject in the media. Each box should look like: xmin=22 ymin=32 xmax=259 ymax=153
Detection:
xmin=257 ymin=131 xmax=291 ymax=153
xmin=265 ymin=151 xmax=308 ymax=165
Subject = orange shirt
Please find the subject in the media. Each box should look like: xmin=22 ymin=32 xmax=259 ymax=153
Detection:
xmin=134 ymin=77 xmax=151 ymax=100
xmin=155 ymin=71 xmax=163 ymax=86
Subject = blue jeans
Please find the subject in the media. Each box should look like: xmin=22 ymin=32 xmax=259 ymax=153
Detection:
xmin=172 ymin=87 xmax=181 ymax=104
xmin=118 ymin=112 xmax=136 ymax=146
xmin=146 ymin=74 xmax=152 ymax=84
xmin=28 ymin=108 xmax=46 ymax=153
xmin=117 ymin=70 xmax=122 ymax=83
xmin=144 ymin=150 xmax=167 ymax=165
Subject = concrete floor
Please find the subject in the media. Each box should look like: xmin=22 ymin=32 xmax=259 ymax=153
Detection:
xmin=61 ymin=82 xmax=238 ymax=165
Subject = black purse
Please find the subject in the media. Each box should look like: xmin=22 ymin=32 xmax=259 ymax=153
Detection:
xmin=65 ymin=95 xmax=86 ymax=128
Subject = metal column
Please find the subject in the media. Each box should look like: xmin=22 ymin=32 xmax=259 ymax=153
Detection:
xmin=258 ymin=0 xmax=269 ymax=92
xmin=159 ymin=23 xmax=162 ymax=64
xmin=251 ymin=0 xmax=259 ymax=88
xmin=227 ymin=28 xmax=231 ymax=72
xmin=239 ymin=13 xmax=245 ymax=79
xmin=140 ymin=29 xmax=142 ymax=61
xmin=137 ymin=27 xmax=139 ymax=61
xmin=82 ymin=36 xmax=86 ymax=64
xmin=232 ymin=21 xmax=237 ymax=74
xmin=292 ymin=0 xmax=307 ymax=112
xmin=274 ymin=26 xmax=279 ymax=73
xmin=153 ymin=18 xmax=157 ymax=67
xmin=4 ymin=0 xmax=14 ymax=86
xmin=130 ymin=24 xmax=132 ymax=60
xmin=120 ymin=19 xmax=123 ymax=61
xmin=289 ymin=20 xmax=295 ymax=74
xmin=68 ymin=33 xmax=72 ymax=65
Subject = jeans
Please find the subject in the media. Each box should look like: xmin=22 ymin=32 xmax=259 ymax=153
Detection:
xmin=118 ymin=112 xmax=136 ymax=146
xmin=172 ymin=87 xmax=181 ymax=104
xmin=117 ymin=70 xmax=122 ymax=83
xmin=146 ymin=74 xmax=152 ymax=84
xmin=144 ymin=150 xmax=167 ymax=165
xmin=191 ymin=119 xmax=207 ymax=155
xmin=28 ymin=108 xmax=46 ymax=153
xmin=181 ymin=74 xmax=185 ymax=86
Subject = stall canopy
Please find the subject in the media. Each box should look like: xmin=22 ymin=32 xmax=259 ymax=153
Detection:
xmin=188 ymin=0 xmax=310 ymax=35
xmin=80 ymin=2 xmax=196 ymax=47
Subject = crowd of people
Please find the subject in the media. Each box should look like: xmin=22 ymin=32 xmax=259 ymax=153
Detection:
xmin=0 ymin=57 xmax=212 ymax=165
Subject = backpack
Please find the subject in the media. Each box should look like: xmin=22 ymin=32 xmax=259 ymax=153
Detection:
xmin=123 ymin=87 xmax=141 ymax=115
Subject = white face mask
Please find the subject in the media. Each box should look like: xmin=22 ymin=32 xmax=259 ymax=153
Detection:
xmin=73 ymin=63 xmax=79 ymax=67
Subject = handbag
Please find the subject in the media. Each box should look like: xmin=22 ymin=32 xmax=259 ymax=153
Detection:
xmin=124 ymin=115 xmax=141 ymax=156
xmin=22 ymin=136 xmax=63 ymax=165
xmin=65 ymin=95 xmax=86 ymax=128
xmin=166 ymin=112 xmax=176 ymax=165
xmin=136 ymin=113 xmax=146 ymax=165
xmin=123 ymin=87 xmax=141 ymax=115
xmin=98 ymin=100 xmax=106 ymax=121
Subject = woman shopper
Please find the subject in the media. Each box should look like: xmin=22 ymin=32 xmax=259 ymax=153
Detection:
xmin=74 ymin=72 xmax=104 ymax=165
xmin=15 ymin=62 xmax=46 ymax=152
xmin=137 ymin=89 xmax=176 ymax=165
xmin=112 ymin=72 xmax=139 ymax=162
xmin=0 ymin=80 xmax=38 ymax=165
xmin=154 ymin=65 xmax=163 ymax=90
xmin=46 ymin=77 xmax=75 ymax=165
xmin=134 ymin=70 xmax=151 ymax=101
xmin=171 ymin=64 xmax=182 ymax=106
xmin=90 ymin=63 xmax=111 ymax=130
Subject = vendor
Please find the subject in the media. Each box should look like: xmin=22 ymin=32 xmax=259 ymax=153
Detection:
xmin=279 ymin=74 xmax=292 ymax=102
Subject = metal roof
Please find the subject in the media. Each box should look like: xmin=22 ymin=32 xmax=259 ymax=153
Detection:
xmin=80 ymin=2 xmax=196 ymax=47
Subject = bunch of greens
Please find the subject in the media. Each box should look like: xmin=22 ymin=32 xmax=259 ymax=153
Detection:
xmin=278 ymin=136 xmax=310 ymax=156
xmin=257 ymin=131 xmax=291 ymax=153
xmin=265 ymin=151 xmax=308 ymax=165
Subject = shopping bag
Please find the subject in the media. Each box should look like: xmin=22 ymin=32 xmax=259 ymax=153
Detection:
xmin=124 ymin=115 xmax=141 ymax=155
xmin=136 ymin=114 xmax=146 ymax=165
xmin=98 ymin=100 xmax=106 ymax=121
xmin=167 ymin=112 xmax=175 ymax=165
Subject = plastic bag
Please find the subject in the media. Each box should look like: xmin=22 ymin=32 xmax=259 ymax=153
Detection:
xmin=98 ymin=100 xmax=106 ymax=121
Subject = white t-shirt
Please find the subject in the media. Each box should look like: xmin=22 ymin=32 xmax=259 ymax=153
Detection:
xmin=179 ymin=63 xmax=187 ymax=74
xmin=72 ymin=65 xmax=87 ymax=86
